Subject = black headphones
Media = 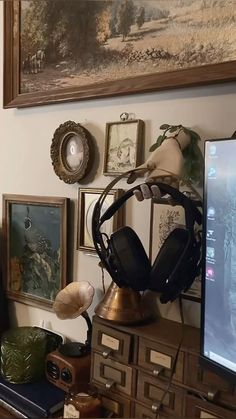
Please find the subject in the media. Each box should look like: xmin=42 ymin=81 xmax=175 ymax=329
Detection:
xmin=92 ymin=181 xmax=202 ymax=304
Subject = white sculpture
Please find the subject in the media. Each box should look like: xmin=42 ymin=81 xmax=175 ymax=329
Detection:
xmin=129 ymin=129 xmax=192 ymax=201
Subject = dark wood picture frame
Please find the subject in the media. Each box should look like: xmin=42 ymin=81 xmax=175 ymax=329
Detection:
xmin=103 ymin=119 xmax=144 ymax=176
xmin=4 ymin=1 xmax=236 ymax=109
xmin=77 ymin=188 xmax=123 ymax=252
xmin=2 ymin=194 xmax=68 ymax=310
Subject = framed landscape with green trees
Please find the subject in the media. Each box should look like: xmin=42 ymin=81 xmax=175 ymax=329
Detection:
xmin=4 ymin=0 xmax=236 ymax=108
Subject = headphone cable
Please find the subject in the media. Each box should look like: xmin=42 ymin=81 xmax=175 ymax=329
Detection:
xmin=155 ymin=297 xmax=185 ymax=418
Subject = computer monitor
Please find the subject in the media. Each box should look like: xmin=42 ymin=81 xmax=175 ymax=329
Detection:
xmin=200 ymin=137 xmax=236 ymax=382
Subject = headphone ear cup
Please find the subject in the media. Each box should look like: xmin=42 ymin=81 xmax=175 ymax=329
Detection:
xmin=109 ymin=226 xmax=151 ymax=291
xmin=149 ymin=228 xmax=190 ymax=295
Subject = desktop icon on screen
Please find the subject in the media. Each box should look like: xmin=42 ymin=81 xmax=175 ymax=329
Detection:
xmin=207 ymin=229 xmax=215 ymax=240
xmin=207 ymin=247 xmax=215 ymax=259
xmin=209 ymin=145 xmax=217 ymax=156
xmin=208 ymin=167 xmax=216 ymax=178
xmin=206 ymin=266 xmax=215 ymax=280
xmin=207 ymin=207 xmax=215 ymax=218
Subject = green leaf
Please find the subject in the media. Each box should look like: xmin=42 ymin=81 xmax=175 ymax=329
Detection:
xmin=188 ymin=129 xmax=201 ymax=141
xmin=169 ymin=126 xmax=178 ymax=133
xmin=157 ymin=134 xmax=165 ymax=146
xmin=159 ymin=124 xmax=170 ymax=130
xmin=182 ymin=127 xmax=190 ymax=135
xmin=149 ymin=134 xmax=165 ymax=152
xmin=149 ymin=143 xmax=158 ymax=152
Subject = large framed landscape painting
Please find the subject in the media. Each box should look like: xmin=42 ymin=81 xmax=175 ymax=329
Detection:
xmin=2 ymin=195 xmax=68 ymax=310
xmin=4 ymin=0 xmax=236 ymax=108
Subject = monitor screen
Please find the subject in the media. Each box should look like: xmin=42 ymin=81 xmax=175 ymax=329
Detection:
xmin=201 ymin=138 xmax=236 ymax=382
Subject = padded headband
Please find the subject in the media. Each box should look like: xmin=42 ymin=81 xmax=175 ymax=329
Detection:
xmin=99 ymin=182 xmax=202 ymax=230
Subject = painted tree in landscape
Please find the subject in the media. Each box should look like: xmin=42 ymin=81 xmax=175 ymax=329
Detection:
xmin=20 ymin=0 xmax=236 ymax=96
xmin=117 ymin=0 xmax=135 ymax=41
xmin=136 ymin=6 xmax=145 ymax=30
xmin=21 ymin=0 xmax=109 ymax=63
xmin=97 ymin=9 xmax=112 ymax=44
xmin=109 ymin=0 xmax=120 ymax=36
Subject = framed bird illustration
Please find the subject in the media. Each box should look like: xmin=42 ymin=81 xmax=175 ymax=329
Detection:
xmin=2 ymin=194 xmax=68 ymax=310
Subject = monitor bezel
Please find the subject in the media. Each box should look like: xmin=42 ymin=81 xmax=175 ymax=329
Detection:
xmin=200 ymin=137 xmax=236 ymax=384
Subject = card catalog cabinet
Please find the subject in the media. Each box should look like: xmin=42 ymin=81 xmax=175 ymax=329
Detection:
xmin=91 ymin=316 xmax=236 ymax=418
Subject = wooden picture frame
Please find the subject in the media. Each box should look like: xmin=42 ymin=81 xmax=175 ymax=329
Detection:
xmin=103 ymin=119 xmax=144 ymax=176
xmin=4 ymin=1 xmax=236 ymax=109
xmin=50 ymin=120 xmax=92 ymax=184
xmin=149 ymin=200 xmax=201 ymax=302
xmin=2 ymin=194 xmax=68 ymax=310
xmin=77 ymin=188 xmax=123 ymax=252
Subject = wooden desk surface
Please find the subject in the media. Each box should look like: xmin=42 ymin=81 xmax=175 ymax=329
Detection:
xmin=0 ymin=404 xmax=63 ymax=418
xmin=0 ymin=406 xmax=15 ymax=418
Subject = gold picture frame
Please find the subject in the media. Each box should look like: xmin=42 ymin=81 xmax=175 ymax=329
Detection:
xmin=50 ymin=120 xmax=92 ymax=184
xmin=103 ymin=119 xmax=144 ymax=176
xmin=2 ymin=194 xmax=68 ymax=310
xmin=77 ymin=188 xmax=123 ymax=252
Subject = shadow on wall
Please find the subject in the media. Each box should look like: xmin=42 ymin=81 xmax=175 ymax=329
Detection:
xmin=77 ymin=124 xmax=100 ymax=185
xmin=142 ymin=289 xmax=201 ymax=328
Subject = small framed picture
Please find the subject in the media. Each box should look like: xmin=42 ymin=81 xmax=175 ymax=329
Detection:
xmin=50 ymin=120 xmax=92 ymax=184
xmin=149 ymin=201 xmax=201 ymax=301
xmin=77 ymin=188 xmax=123 ymax=252
xmin=2 ymin=194 xmax=68 ymax=310
xmin=103 ymin=119 xmax=144 ymax=176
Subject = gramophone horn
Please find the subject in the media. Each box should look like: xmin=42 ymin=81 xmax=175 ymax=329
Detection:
xmin=94 ymin=281 xmax=153 ymax=325
xmin=53 ymin=281 xmax=94 ymax=320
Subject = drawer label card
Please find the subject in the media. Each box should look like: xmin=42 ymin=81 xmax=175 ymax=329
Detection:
xmin=200 ymin=410 xmax=218 ymax=418
xmin=150 ymin=350 xmax=171 ymax=369
xmin=102 ymin=396 xmax=120 ymax=415
xmin=101 ymin=333 xmax=120 ymax=351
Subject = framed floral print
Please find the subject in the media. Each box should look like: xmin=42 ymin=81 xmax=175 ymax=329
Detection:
xmin=149 ymin=200 xmax=202 ymax=301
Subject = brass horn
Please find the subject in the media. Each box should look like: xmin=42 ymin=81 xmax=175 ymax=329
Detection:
xmin=95 ymin=281 xmax=154 ymax=325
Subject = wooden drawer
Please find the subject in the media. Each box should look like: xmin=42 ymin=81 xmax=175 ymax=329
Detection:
xmin=92 ymin=321 xmax=131 ymax=363
xmin=134 ymin=402 xmax=170 ymax=418
xmin=91 ymin=352 xmax=134 ymax=396
xmin=138 ymin=337 xmax=184 ymax=383
xmin=185 ymin=394 xmax=236 ymax=419
xmin=136 ymin=371 xmax=183 ymax=417
xmin=186 ymin=354 xmax=235 ymax=407
xmin=99 ymin=390 xmax=131 ymax=418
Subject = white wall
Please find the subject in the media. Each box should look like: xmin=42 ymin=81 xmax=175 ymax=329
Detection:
xmin=1 ymin=2 xmax=236 ymax=340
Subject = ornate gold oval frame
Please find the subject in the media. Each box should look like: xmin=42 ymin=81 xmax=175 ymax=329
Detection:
xmin=51 ymin=120 xmax=91 ymax=184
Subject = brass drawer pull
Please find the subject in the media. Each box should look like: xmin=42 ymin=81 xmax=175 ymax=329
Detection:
xmin=207 ymin=388 xmax=218 ymax=401
xmin=153 ymin=366 xmax=164 ymax=377
xmin=105 ymin=379 xmax=115 ymax=390
xmin=102 ymin=350 xmax=112 ymax=359
xmin=151 ymin=402 xmax=161 ymax=413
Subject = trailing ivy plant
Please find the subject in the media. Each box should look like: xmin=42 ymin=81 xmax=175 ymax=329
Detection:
xmin=149 ymin=124 xmax=204 ymax=186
